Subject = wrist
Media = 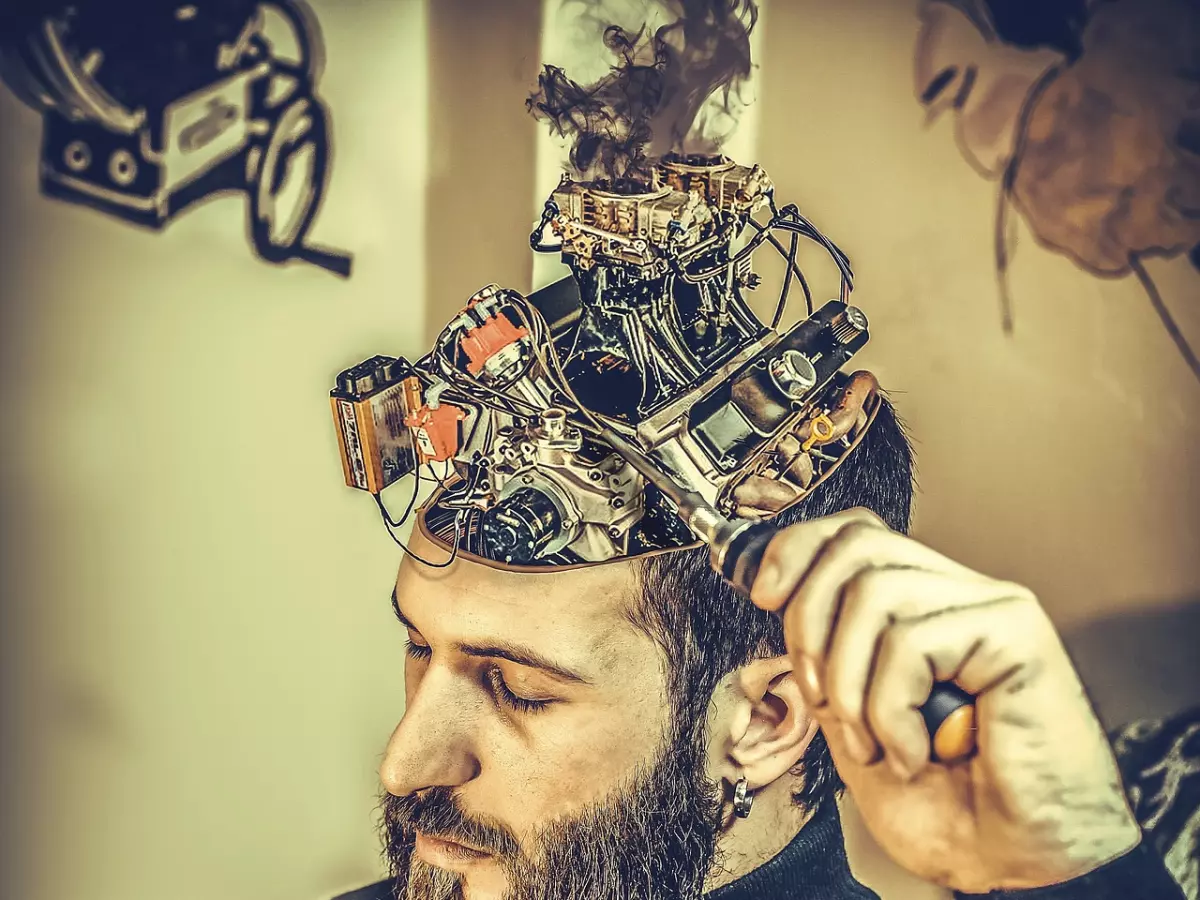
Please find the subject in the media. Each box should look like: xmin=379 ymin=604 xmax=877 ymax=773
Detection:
xmin=1025 ymin=808 xmax=1142 ymax=889
xmin=955 ymin=836 xmax=1184 ymax=900
xmin=975 ymin=813 xmax=1141 ymax=894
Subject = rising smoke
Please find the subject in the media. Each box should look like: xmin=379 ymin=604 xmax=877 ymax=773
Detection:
xmin=527 ymin=0 xmax=758 ymax=191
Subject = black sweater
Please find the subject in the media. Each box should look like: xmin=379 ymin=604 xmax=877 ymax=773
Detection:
xmin=705 ymin=798 xmax=1185 ymax=900
xmin=333 ymin=799 xmax=1185 ymax=900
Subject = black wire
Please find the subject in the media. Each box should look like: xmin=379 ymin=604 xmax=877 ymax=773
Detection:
xmin=770 ymin=200 xmax=854 ymax=279
xmin=774 ymin=220 xmax=853 ymax=276
xmin=377 ymin=444 xmax=422 ymax=528
xmin=438 ymin=461 xmax=485 ymax=508
xmin=774 ymin=231 xmax=802 ymax=327
xmin=776 ymin=234 xmax=811 ymax=314
xmin=677 ymin=203 xmax=852 ymax=292
xmin=773 ymin=217 xmax=853 ymax=273
xmin=375 ymin=481 xmax=463 ymax=568
xmin=529 ymin=199 xmax=562 ymax=252
xmin=745 ymin=218 xmax=813 ymax=325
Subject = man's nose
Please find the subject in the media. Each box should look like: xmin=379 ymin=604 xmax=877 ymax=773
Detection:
xmin=379 ymin=665 xmax=482 ymax=797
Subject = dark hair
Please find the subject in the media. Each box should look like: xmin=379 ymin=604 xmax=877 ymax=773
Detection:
xmin=630 ymin=396 xmax=915 ymax=811
xmin=982 ymin=0 xmax=1091 ymax=61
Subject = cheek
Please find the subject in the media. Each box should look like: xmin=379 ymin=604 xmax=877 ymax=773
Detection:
xmin=483 ymin=685 xmax=671 ymax=832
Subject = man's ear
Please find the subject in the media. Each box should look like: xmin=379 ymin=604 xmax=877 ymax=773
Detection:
xmin=722 ymin=656 xmax=819 ymax=792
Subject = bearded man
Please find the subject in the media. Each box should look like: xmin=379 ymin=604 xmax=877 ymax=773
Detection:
xmin=330 ymin=390 xmax=1185 ymax=900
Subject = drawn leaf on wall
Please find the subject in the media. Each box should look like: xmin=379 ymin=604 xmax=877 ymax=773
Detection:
xmin=915 ymin=0 xmax=1200 ymax=382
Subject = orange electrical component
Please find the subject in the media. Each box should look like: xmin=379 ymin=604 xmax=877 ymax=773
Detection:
xmin=460 ymin=313 xmax=528 ymax=374
xmin=401 ymin=375 xmax=423 ymax=415
xmin=404 ymin=402 xmax=466 ymax=463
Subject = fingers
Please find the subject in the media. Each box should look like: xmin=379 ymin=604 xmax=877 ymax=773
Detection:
xmin=791 ymin=526 xmax=979 ymax=664
xmin=865 ymin=591 xmax=1043 ymax=779
xmin=751 ymin=511 xmax=1047 ymax=780
xmin=755 ymin=510 xmax=979 ymax=663
xmin=750 ymin=507 xmax=886 ymax=613
xmin=820 ymin=567 xmax=964 ymax=756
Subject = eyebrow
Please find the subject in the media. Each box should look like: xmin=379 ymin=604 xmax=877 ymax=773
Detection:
xmin=390 ymin=588 xmax=593 ymax=685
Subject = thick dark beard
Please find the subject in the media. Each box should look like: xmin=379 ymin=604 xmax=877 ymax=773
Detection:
xmin=380 ymin=725 xmax=723 ymax=900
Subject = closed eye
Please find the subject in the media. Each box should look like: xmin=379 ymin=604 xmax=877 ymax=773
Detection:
xmin=405 ymin=638 xmax=431 ymax=660
xmin=484 ymin=666 xmax=553 ymax=715
xmin=404 ymin=638 xmax=554 ymax=715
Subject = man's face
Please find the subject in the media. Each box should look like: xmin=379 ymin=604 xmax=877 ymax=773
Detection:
xmin=380 ymin=528 xmax=721 ymax=900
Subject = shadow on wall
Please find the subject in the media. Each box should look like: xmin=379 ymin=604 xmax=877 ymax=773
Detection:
xmin=914 ymin=0 xmax=1200 ymax=382
xmin=1063 ymin=596 xmax=1200 ymax=729
xmin=0 ymin=0 xmax=353 ymax=276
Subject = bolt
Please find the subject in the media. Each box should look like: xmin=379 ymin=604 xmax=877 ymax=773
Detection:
xmin=541 ymin=407 xmax=567 ymax=438
xmin=770 ymin=349 xmax=817 ymax=399
xmin=830 ymin=306 xmax=869 ymax=346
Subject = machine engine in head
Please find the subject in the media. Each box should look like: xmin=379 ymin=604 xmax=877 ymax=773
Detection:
xmin=330 ymin=154 xmax=873 ymax=568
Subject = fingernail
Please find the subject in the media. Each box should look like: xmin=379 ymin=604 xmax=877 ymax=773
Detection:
xmin=754 ymin=559 xmax=781 ymax=600
xmin=841 ymin=723 xmax=877 ymax=765
xmin=799 ymin=655 xmax=827 ymax=707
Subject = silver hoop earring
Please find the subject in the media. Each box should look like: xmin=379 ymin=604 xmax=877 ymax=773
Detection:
xmin=733 ymin=775 xmax=755 ymax=819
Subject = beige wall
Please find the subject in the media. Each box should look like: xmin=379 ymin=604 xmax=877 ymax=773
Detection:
xmin=1 ymin=2 xmax=432 ymax=898
xmin=752 ymin=0 xmax=1200 ymax=725
xmin=1 ymin=2 xmax=1197 ymax=900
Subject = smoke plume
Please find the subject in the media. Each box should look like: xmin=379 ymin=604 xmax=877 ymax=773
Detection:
xmin=527 ymin=0 xmax=758 ymax=191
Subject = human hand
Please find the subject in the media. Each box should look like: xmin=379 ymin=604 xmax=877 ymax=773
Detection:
xmin=748 ymin=507 xmax=1141 ymax=894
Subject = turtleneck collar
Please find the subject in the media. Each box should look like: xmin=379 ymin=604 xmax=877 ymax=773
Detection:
xmin=703 ymin=798 xmax=879 ymax=900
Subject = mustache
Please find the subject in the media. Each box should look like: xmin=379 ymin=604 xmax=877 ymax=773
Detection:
xmin=382 ymin=787 xmax=521 ymax=859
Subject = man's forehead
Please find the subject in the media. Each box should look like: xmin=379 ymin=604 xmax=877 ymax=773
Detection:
xmin=394 ymin=529 xmax=645 ymax=653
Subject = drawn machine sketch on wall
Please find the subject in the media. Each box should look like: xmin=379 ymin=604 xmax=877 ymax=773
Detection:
xmin=915 ymin=0 xmax=1200 ymax=383
xmin=0 ymin=0 xmax=353 ymax=277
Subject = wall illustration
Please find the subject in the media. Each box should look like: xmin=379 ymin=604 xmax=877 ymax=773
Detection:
xmin=0 ymin=0 xmax=353 ymax=277
xmin=915 ymin=0 xmax=1200 ymax=382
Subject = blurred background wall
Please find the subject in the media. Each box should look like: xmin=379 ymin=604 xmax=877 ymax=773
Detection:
xmin=0 ymin=1 xmax=1197 ymax=899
